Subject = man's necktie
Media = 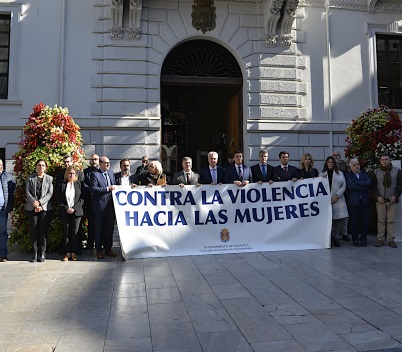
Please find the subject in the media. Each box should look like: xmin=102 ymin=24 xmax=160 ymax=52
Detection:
xmin=211 ymin=168 xmax=217 ymax=183
xmin=261 ymin=165 xmax=266 ymax=179
xmin=104 ymin=172 xmax=111 ymax=186
xmin=186 ymin=173 xmax=190 ymax=185
xmin=284 ymin=167 xmax=288 ymax=177
xmin=238 ymin=166 xmax=243 ymax=181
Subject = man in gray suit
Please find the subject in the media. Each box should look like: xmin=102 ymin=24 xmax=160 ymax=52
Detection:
xmin=171 ymin=157 xmax=200 ymax=187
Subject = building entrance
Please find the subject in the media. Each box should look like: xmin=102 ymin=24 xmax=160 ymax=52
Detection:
xmin=160 ymin=40 xmax=243 ymax=175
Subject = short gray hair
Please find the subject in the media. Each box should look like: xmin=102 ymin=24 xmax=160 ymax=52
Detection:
xmin=349 ymin=158 xmax=359 ymax=167
xmin=208 ymin=151 xmax=218 ymax=159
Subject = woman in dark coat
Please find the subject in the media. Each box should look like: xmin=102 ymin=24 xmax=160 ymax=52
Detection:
xmin=57 ymin=166 xmax=85 ymax=261
xmin=298 ymin=153 xmax=319 ymax=179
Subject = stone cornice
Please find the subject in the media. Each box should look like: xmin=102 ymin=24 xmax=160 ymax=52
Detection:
xmin=300 ymin=0 xmax=402 ymax=12
xmin=217 ymin=0 xmax=263 ymax=2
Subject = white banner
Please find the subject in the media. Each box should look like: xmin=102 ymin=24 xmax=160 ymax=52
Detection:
xmin=112 ymin=177 xmax=332 ymax=259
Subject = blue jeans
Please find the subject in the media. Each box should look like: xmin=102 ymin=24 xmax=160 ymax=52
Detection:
xmin=0 ymin=211 xmax=9 ymax=257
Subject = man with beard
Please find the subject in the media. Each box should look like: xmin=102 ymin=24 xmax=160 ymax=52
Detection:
xmin=83 ymin=154 xmax=99 ymax=251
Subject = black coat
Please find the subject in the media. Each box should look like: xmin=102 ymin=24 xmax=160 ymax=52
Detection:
xmin=57 ymin=181 xmax=85 ymax=217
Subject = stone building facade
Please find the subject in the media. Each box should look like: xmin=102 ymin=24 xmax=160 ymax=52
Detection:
xmin=0 ymin=0 xmax=401 ymax=173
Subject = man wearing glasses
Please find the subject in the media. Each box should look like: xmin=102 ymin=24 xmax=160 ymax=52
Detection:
xmin=56 ymin=154 xmax=84 ymax=189
xmin=83 ymin=154 xmax=100 ymax=251
xmin=91 ymin=156 xmax=117 ymax=259
xmin=332 ymin=150 xmax=348 ymax=174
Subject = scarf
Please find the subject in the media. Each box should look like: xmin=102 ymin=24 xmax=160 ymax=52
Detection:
xmin=380 ymin=164 xmax=392 ymax=188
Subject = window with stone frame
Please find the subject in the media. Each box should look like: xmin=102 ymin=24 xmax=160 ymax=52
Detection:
xmin=376 ymin=34 xmax=402 ymax=109
xmin=0 ymin=14 xmax=10 ymax=99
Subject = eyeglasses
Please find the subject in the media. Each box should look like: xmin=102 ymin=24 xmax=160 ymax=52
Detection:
xmin=100 ymin=161 xmax=110 ymax=165
xmin=90 ymin=158 xmax=99 ymax=161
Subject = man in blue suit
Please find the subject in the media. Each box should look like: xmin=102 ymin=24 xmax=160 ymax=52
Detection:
xmin=199 ymin=151 xmax=226 ymax=185
xmin=91 ymin=156 xmax=117 ymax=259
xmin=274 ymin=151 xmax=299 ymax=182
xmin=250 ymin=150 xmax=274 ymax=184
xmin=83 ymin=154 xmax=99 ymax=251
xmin=224 ymin=151 xmax=252 ymax=186
xmin=346 ymin=158 xmax=371 ymax=247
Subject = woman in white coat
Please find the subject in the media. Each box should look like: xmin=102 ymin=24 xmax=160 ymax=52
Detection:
xmin=320 ymin=156 xmax=348 ymax=247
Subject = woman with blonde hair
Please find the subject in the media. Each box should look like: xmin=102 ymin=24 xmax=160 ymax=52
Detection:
xmin=139 ymin=160 xmax=167 ymax=186
xmin=298 ymin=153 xmax=318 ymax=179
xmin=57 ymin=165 xmax=85 ymax=261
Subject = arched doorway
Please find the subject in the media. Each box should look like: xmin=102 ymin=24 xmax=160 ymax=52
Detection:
xmin=160 ymin=39 xmax=243 ymax=175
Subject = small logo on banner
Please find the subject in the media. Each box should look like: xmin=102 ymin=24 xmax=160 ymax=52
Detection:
xmin=220 ymin=228 xmax=230 ymax=243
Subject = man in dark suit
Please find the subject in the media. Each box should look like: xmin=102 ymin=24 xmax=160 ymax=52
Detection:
xmin=171 ymin=157 xmax=200 ymax=187
xmin=346 ymin=158 xmax=371 ymax=247
xmin=332 ymin=150 xmax=348 ymax=174
xmin=224 ymin=150 xmax=252 ymax=186
xmin=250 ymin=150 xmax=274 ymax=184
xmin=199 ymin=151 xmax=226 ymax=185
xmin=115 ymin=158 xmax=139 ymax=186
xmin=83 ymin=154 xmax=99 ymax=251
xmin=56 ymin=154 xmax=84 ymax=190
xmin=274 ymin=151 xmax=299 ymax=182
xmin=135 ymin=156 xmax=149 ymax=176
xmin=91 ymin=156 xmax=117 ymax=259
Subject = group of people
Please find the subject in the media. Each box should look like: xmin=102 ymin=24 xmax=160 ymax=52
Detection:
xmin=0 ymin=148 xmax=401 ymax=262
xmin=168 ymin=150 xmax=402 ymax=249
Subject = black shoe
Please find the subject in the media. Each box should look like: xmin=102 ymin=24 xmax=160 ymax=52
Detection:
xmin=333 ymin=239 xmax=341 ymax=247
xmin=30 ymin=253 xmax=37 ymax=263
xmin=353 ymin=241 xmax=359 ymax=247
xmin=360 ymin=241 xmax=367 ymax=247
xmin=342 ymin=235 xmax=350 ymax=241
xmin=38 ymin=253 xmax=46 ymax=262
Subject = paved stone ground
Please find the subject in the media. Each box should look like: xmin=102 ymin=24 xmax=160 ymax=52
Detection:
xmin=1 ymin=234 xmax=402 ymax=352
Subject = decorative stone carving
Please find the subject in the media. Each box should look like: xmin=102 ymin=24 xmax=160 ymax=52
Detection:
xmin=368 ymin=0 xmax=378 ymax=13
xmin=127 ymin=27 xmax=142 ymax=39
xmin=191 ymin=0 xmax=217 ymax=33
xmin=111 ymin=26 xmax=124 ymax=39
xmin=279 ymin=34 xmax=294 ymax=46
xmin=128 ymin=0 xmax=142 ymax=39
xmin=264 ymin=0 xmax=285 ymax=46
xmin=111 ymin=0 xmax=123 ymax=39
xmin=278 ymin=0 xmax=299 ymax=46
xmin=266 ymin=34 xmax=278 ymax=46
